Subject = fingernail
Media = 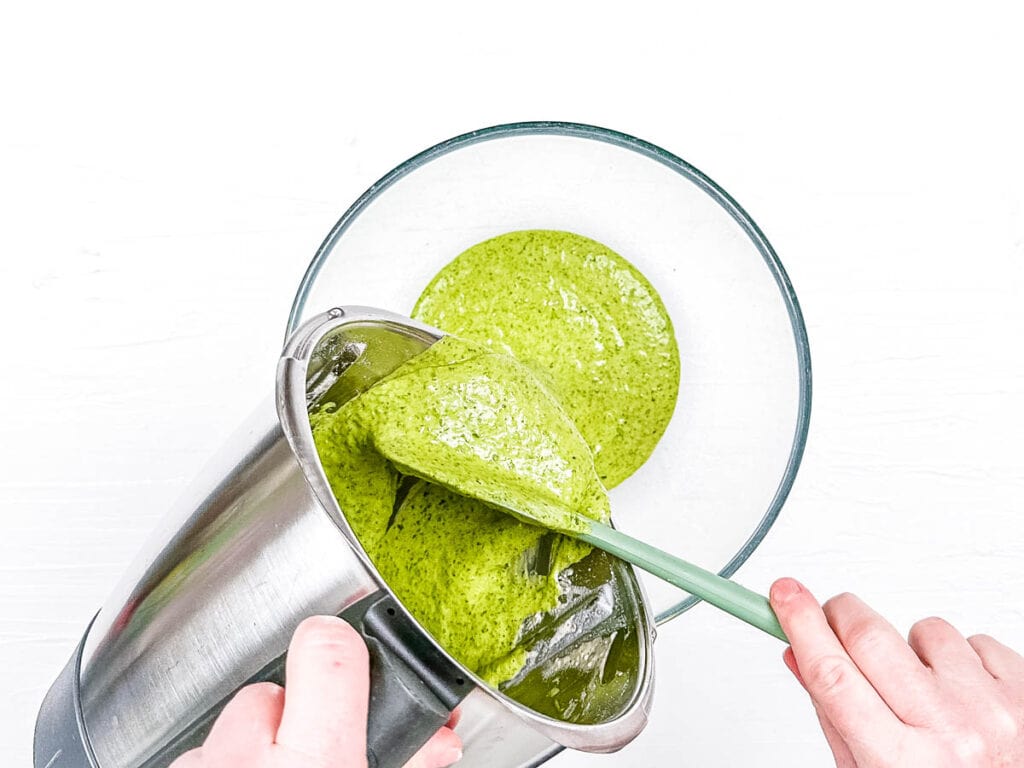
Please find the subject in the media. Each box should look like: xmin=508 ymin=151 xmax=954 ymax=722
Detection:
xmin=443 ymin=747 xmax=464 ymax=765
xmin=770 ymin=577 xmax=803 ymax=605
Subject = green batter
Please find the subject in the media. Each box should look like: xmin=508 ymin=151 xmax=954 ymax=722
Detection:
xmin=310 ymin=230 xmax=680 ymax=685
xmin=312 ymin=336 xmax=603 ymax=681
xmin=413 ymin=230 xmax=680 ymax=489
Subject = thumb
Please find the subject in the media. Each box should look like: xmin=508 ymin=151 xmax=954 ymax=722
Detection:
xmin=275 ymin=616 xmax=370 ymax=763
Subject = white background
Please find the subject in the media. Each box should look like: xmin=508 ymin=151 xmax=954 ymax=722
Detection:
xmin=2 ymin=3 xmax=1023 ymax=766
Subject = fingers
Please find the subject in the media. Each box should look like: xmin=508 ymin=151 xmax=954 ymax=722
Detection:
xmin=275 ymin=615 xmax=371 ymax=762
xmin=402 ymin=726 xmax=463 ymax=768
xmin=202 ymin=683 xmax=284 ymax=759
xmin=822 ymin=593 xmax=941 ymax=725
xmin=968 ymin=634 xmax=1024 ymax=681
xmin=812 ymin=704 xmax=858 ymax=768
xmin=908 ymin=616 xmax=988 ymax=682
xmin=402 ymin=708 xmax=464 ymax=768
xmin=784 ymin=646 xmax=858 ymax=768
xmin=770 ymin=578 xmax=902 ymax=752
xmin=167 ymin=749 xmax=205 ymax=768
xmin=782 ymin=646 xmax=804 ymax=686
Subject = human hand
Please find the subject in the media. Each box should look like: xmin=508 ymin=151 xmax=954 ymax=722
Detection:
xmin=170 ymin=616 xmax=462 ymax=768
xmin=770 ymin=577 xmax=1024 ymax=767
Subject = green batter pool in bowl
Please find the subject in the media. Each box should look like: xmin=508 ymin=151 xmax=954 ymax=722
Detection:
xmin=310 ymin=230 xmax=680 ymax=686
xmin=414 ymin=230 xmax=681 ymax=489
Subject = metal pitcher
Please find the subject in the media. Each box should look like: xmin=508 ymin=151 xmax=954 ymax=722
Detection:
xmin=34 ymin=307 xmax=656 ymax=768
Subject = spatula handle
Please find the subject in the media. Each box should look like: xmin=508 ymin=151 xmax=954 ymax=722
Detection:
xmin=580 ymin=522 xmax=788 ymax=642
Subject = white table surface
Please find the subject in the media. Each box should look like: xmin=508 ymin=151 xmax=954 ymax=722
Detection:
xmin=3 ymin=5 xmax=1023 ymax=766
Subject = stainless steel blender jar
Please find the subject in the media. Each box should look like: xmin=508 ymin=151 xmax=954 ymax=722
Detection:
xmin=35 ymin=307 xmax=656 ymax=768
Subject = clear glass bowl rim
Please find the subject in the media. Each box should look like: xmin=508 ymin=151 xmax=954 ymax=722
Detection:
xmin=286 ymin=120 xmax=813 ymax=626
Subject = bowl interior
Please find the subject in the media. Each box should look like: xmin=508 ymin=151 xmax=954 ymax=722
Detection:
xmin=288 ymin=123 xmax=810 ymax=624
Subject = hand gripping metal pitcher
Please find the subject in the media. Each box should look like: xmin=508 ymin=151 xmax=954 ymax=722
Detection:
xmin=34 ymin=306 xmax=656 ymax=768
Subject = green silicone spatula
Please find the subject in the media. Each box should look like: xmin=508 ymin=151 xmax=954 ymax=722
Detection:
xmin=577 ymin=520 xmax=787 ymax=641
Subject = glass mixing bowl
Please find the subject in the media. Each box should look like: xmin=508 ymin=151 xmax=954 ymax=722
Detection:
xmin=286 ymin=121 xmax=811 ymax=626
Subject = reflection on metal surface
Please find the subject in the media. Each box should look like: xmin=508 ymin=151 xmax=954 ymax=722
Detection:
xmin=79 ymin=406 xmax=376 ymax=767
